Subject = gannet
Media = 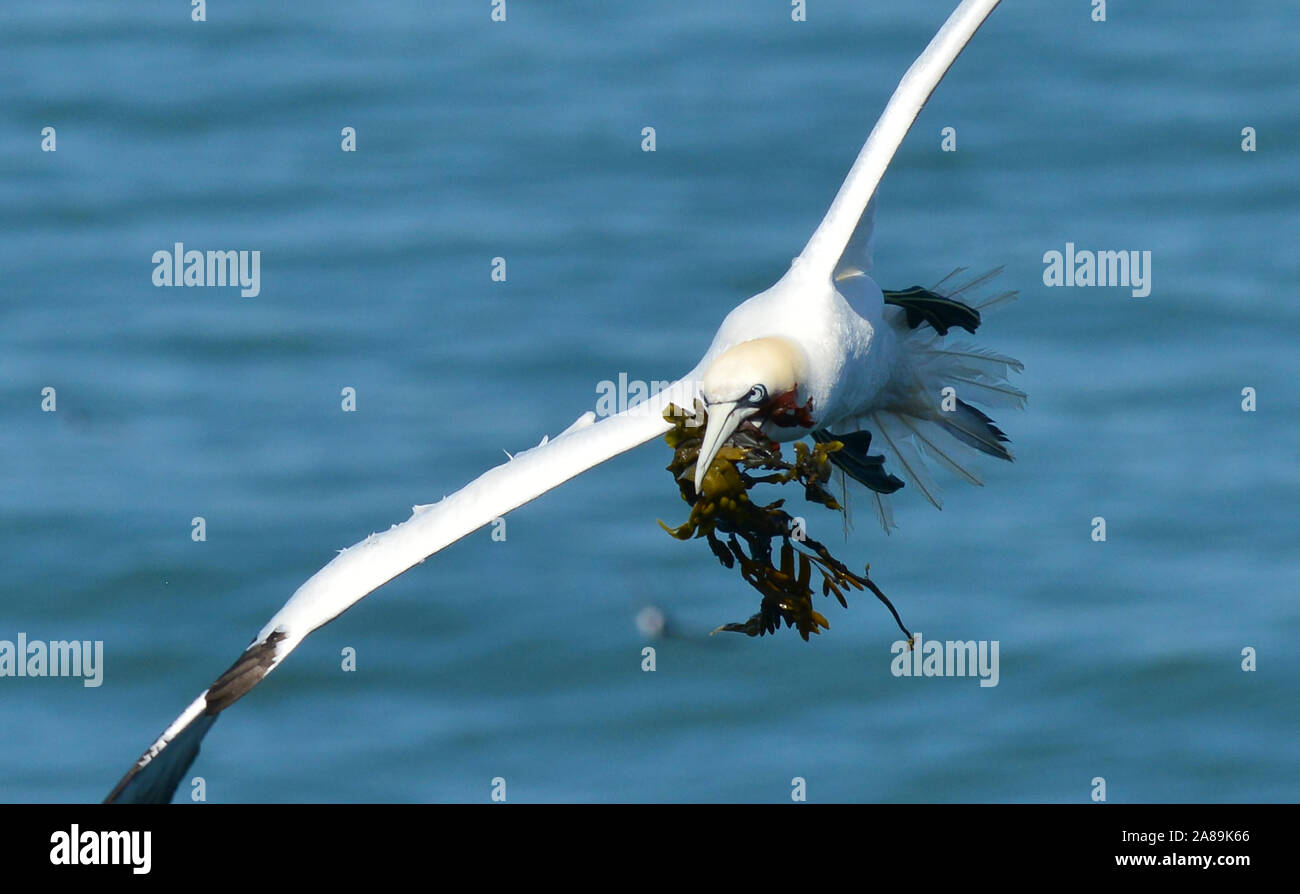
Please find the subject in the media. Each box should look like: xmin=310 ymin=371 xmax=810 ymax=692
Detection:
xmin=106 ymin=0 xmax=1014 ymax=803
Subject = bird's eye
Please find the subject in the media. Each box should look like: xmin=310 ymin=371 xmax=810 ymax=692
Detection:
xmin=747 ymin=385 xmax=768 ymax=404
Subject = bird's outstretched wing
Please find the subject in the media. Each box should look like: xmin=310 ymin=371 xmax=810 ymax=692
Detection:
xmin=105 ymin=375 xmax=700 ymax=803
xmin=800 ymin=0 xmax=1003 ymax=281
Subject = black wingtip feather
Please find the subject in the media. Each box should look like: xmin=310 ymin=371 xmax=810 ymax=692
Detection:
xmin=945 ymin=399 xmax=1014 ymax=461
xmin=882 ymin=286 xmax=982 ymax=335
xmin=812 ymin=430 xmax=906 ymax=494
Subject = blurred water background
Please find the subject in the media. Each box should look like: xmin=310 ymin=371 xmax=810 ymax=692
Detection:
xmin=1 ymin=0 xmax=1296 ymax=802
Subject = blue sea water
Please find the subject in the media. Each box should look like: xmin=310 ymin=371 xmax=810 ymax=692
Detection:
xmin=1 ymin=0 xmax=1296 ymax=803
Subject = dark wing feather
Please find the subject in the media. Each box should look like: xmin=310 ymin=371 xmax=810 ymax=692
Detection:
xmin=882 ymin=286 xmax=981 ymax=335
xmin=811 ymin=429 xmax=905 ymax=494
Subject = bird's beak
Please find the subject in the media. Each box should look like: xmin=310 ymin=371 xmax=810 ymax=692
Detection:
xmin=694 ymin=400 xmax=756 ymax=495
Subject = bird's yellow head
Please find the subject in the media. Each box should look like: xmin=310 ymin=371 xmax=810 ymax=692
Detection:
xmin=694 ymin=336 xmax=813 ymax=493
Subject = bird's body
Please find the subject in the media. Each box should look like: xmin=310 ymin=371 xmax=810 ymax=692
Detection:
xmin=106 ymin=0 xmax=1012 ymax=803
xmin=691 ymin=238 xmax=1020 ymax=529
xmin=701 ymin=264 xmax=899 ymax=438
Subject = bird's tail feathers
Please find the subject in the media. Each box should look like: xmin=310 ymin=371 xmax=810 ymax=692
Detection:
xmin=930 ymin=266 xmax=1019 ymax=312
xmin=860 ymin=269 xmax=1024 ymax=530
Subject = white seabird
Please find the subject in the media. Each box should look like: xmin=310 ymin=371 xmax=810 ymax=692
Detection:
xmin=107 ymin=0 xmax=1015 ymax=803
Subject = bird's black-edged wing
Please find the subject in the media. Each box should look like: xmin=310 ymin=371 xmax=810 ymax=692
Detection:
xmin=105 ymin=381 xmax=702 ymax=804
xmin=105 ymin=631 xmax=287 ymax=803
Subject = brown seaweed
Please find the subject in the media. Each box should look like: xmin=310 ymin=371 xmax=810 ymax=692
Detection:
xmin=659 ymin=401 xmax=914 ymax=643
